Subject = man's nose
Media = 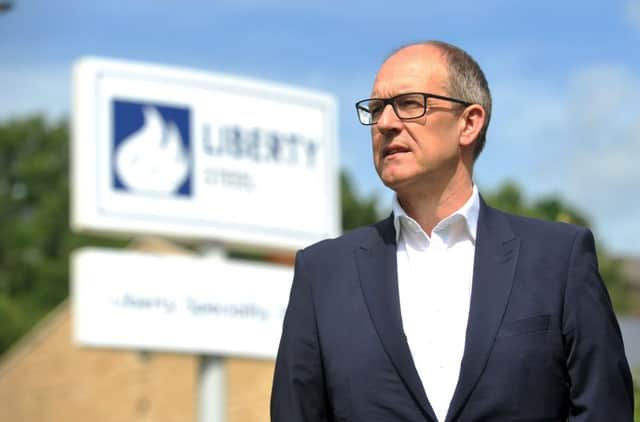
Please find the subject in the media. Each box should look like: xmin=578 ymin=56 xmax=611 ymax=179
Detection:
xmin=376 ymin=104 xmax=402 ymax=133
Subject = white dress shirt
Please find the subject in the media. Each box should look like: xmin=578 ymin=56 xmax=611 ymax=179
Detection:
xmin=392 ymin=186 xmax=480 ymax=422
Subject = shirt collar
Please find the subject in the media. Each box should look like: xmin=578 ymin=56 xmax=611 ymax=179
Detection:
xmin=392 ymin=185 xmax=480 ymax=243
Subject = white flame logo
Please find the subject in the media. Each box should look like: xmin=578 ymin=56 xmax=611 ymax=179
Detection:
xmin=115 ymin=106 xmax=189 ymax=195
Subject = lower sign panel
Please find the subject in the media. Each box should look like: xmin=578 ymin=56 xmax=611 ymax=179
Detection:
xmin=72 ymin=247 xmax=293 ymax=359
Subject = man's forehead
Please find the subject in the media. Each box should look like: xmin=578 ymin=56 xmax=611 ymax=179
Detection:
xmin=386 ymin=43 xmax=443 ymax=63
xmin=371 ymin=45 xmax=448 ymax=96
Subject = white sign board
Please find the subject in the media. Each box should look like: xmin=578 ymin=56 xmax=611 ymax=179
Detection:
xmin=72 ymin=57 xmax=340 ymax=251
xmin=72 ymin=248 xmax=293 ymax=359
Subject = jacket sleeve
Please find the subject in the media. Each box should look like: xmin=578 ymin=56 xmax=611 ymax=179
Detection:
xmin=563 ymin=228 xmax=634 ymax=420
xmin=271 ymin=250 xmax=332 ymax=422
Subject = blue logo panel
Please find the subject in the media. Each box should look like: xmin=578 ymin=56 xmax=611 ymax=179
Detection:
xmin=112 ymin=100 xmax=192 ymax=197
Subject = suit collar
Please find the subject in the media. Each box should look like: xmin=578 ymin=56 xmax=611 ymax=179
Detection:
xmin=391 ymin=185 xmax=481 ymax=243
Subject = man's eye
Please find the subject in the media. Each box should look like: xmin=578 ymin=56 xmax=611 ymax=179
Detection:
xmin=397 ymin=99 xmax=423 ymax=109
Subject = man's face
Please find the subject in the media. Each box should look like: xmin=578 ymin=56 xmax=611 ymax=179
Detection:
xmin=371 ymin=45 xmax=465 ymax=193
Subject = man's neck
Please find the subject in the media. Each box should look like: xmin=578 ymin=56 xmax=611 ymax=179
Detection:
xmin=396 ymin=173 xmax=474 ymax=236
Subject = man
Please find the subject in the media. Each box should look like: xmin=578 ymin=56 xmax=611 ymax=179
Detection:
xmin=271 ymin=41 xmax=634 ymax=421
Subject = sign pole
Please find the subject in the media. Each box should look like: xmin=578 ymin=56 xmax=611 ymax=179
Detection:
xmin=197 ymin=243 xmax=226 ymax=422
xmin=198 ymin=356 xmax=226 ymax=422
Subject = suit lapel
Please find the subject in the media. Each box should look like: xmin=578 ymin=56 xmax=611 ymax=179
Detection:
xmin=445 ymin=200 xmax=520 ymax=422
xmin=355 ymin=217 xmax=438 ymax=422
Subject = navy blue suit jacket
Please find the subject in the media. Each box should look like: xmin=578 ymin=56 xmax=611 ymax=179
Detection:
xmin=271 ymin=199 xmax=633 ymax=421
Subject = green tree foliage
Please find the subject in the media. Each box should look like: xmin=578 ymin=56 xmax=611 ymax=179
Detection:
xmin=0 ymin=115 xmax=124 ymax=354
xmin=484 ymin=181 xmax=631 ymax=314
xmin=340 ymin=171 xmax=381 ymax=231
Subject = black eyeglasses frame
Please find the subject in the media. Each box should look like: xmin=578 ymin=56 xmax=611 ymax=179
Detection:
xmin=355 ymin=92 xmax=472 ymax=126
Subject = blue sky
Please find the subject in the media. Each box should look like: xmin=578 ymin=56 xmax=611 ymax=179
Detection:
xmin=1 ymin=0 xmax=639 ymax=254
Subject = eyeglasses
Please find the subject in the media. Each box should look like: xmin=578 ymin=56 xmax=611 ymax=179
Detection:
xmin=355 ymin=92 xmax=471 ymax=125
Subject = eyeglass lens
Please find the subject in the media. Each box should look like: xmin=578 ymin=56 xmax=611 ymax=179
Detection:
xmin=357 ymin=93 xmax=426 ymax=124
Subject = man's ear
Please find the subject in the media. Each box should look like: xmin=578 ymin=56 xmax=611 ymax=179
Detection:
xmin=459 ymin=104 xmax=485 ymax=148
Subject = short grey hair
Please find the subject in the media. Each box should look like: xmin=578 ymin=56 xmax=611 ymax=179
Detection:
xmin=389 ymin=41 xmax=492 ymax=161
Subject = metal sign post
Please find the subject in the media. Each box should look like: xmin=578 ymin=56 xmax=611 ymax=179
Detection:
xmin=198 ymin=243 xmax=226 ymax=422
xmin=198 ymin=355 xmax=226 ymax=422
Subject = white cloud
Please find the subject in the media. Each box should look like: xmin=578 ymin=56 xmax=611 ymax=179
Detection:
xmin=625 ymin=0 xmax=640 ymax=30
xmin=561 ymin=64 xmax=640 ymax=253
xmin=475 ymin=61 xmax=640 ymax=255
xmin=565 ymin=65 xmax=640 ymax=204
xmin=474 ymin=76 xmax=572 ymax=197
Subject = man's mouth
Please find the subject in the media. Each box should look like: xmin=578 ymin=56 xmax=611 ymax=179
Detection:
xmin=383 ymin=144 xmax=410 ymax=157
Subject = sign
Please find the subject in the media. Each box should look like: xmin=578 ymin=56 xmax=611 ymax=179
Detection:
xmin=72 ymin=248 xmax=293 ymax=358
xmin=71 ymin=57 xmax=340 ymax=251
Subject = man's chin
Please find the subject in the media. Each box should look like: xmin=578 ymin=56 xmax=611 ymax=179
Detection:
xmin=380 ymin=174 xmax=412 ymax=192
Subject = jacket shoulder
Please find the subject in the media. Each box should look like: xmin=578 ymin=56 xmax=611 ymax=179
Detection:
xmin=299 ymin=218 xmax=392 ymax=261
xmin=490 ymin=206 xmax=590 ymax=249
